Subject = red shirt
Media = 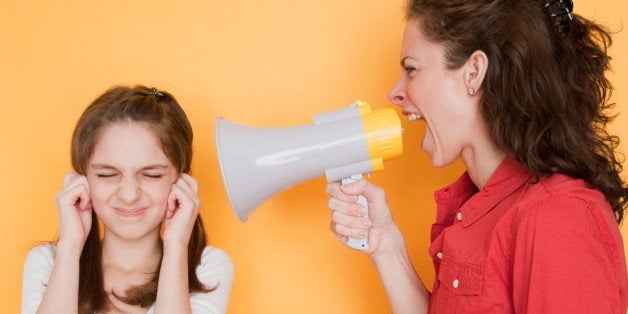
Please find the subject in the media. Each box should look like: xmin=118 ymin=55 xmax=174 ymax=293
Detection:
xmin=427 ymin=156 xmax=627 ymax=313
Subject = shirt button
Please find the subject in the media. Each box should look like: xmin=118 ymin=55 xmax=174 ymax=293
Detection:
xmin=436 ymin=252 xmax=443 ymax=259
xmin=456 ymin=212 xmax=463 ymax=221
xmin=452 ymin=279 xmax=460 ymax=288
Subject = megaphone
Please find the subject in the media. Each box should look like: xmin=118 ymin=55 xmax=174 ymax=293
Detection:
xmin=215 ymin=100 xmax=402 ymax=251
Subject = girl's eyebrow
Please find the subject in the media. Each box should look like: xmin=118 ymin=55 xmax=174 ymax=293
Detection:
xmin=90 ymin=164 xmax=170 ymax=171
xmin=140 ymin=165 xmax=170 ymax=170
xmin=90 ymin=164 xmax=116 ymax=170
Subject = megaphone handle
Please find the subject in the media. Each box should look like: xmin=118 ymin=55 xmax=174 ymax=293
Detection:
xmin=342 ymin=174 xmax=370 ymax=251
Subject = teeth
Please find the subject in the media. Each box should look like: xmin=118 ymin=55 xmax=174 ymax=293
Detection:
xmin=407 ymin=113 xmax=422 ymax=122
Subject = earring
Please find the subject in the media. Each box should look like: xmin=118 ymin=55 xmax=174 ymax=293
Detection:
xmin=467 ymin=88 xmax=476 ymax=96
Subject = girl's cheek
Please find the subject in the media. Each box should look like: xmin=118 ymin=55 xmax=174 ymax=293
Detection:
xmin=89 ymin=181 xmax=119 ymax=206
xmin=146 ymin=181 xmax=174 ymax=202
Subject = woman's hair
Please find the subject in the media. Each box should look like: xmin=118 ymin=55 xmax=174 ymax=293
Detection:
xmin=406 ymin=0 xmax=627 ymax=223
xmin=71 ymin=85 xmax=212 ymax=312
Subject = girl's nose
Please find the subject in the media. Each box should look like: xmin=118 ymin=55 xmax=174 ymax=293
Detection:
xmin=117 ymin=178 xmax=141 ymax=204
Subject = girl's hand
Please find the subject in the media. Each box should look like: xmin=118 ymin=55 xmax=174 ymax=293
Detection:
xmin=326 ymin=179 xmax=405 ymax=259
xmin=55 ymin=173 xmax=92 ymax=249
xmin=162 ymin=173 xmax=201 ymax=246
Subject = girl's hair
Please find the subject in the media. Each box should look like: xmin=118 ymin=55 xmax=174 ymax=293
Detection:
xmin=71 ymin=85 xmax=212 ymax=312
xmin=406 ymin=0 xmax=627 ymax=223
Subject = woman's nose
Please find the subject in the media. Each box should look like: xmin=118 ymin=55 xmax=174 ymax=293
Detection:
xmin=387 ymin=79 xmax=406 ymax=106
xmin=118 ymin=178 xmax=141 ymax=204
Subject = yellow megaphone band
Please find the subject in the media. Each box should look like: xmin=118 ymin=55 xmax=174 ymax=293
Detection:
xmin=355 ymin=101 xmax=403 ymax=173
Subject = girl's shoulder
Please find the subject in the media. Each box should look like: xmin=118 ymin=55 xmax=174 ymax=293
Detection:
xmin=196 ymin=246 xmax=234 ymax=279
xmin=24 ymin=244 xmax=232 ymax=276
xmin=194 ymin=246 xmax=234 ymax=296
xmin=24 ymin=243 xmax=56 ymax=270
xmin=22 ymin=243 xmax=57 ymax=313
xmin=200 ymin=245 xmax=231 ymax=261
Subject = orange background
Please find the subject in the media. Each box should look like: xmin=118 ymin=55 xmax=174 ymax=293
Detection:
xmin=1 ymin=1 xmax=626 ymax=313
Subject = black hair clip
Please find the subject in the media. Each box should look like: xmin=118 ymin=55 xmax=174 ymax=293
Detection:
xmin=152 ymin=88 xmax=164 ymax=97
xmin=544 ymin=0 xmax=574 ymax=35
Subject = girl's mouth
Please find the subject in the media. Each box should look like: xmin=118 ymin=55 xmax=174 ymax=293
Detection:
xmin=114 ymin=207 xmax=147 ymax=217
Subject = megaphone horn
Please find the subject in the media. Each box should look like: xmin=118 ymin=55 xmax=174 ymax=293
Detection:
xmin=215 ymin=100 xmax=402 ymax=251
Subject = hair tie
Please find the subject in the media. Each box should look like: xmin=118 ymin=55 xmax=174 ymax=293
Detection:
xmin=152 ymin=88 xmax=164 ymax=97
xmin=544 ymin=0 xmax=574 ymax=35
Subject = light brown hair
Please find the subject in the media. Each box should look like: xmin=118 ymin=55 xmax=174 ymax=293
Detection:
xmin=71 ymin=85 xmax=212 ymax=312
xmin=406 ymin=0 xmax=627 ymax=223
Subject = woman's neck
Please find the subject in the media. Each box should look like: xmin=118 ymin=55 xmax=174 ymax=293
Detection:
xmin=461 ymin=138 xmax=507 ymax=190
xmin=102 ymin=228 xmax=162 ymax=273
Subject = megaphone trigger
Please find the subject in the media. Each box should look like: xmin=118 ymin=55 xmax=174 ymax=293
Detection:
xmin=342 ymin=174 xmax=370 ymax=251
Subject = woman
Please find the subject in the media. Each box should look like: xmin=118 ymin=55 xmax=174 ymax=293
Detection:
xmin=327 ymin=0 xmax=627 ymax=312
xmin=22 ymin=86 xmax=233 ymax=313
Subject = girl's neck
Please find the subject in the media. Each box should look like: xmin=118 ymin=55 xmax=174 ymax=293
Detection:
xmin=101 ymin=227 xmax=162 ymax=273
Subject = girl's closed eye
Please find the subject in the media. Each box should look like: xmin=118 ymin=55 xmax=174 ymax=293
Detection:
xmin=97 ymin=173 xmax=117 ymax=178
xmin=144 ymin=173 xmax=163 ymax=179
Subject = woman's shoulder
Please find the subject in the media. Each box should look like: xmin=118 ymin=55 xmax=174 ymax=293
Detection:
xmin=518 ymin=173 xmax=609 ymax=213
xmin=512 ymin=174 xmax=623 ymax=252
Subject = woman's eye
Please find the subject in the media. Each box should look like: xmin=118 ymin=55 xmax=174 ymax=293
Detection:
xmin=97 ymin=174 xmax=117 ymax=178
xmin=144 ymin=174 xmax=163 ymax=179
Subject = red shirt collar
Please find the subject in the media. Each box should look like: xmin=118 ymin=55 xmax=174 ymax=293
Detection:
xmin=434 ymin=156 xmax=533 ymax=227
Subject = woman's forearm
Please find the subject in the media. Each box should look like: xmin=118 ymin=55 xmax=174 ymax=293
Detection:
xmin=36 ymin=242 xmax=82 ymax=314
xmin=154 ymin=242 xmax=192 ymax=314
xmin=371 ymin=232 xmax=430 ymax=314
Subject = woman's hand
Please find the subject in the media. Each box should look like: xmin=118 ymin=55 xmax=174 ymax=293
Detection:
xmin=326 ymin=179 xmax=405 ymax=258
xmin=162 ymin=173 xmax=201 ymax=246
xmin=55 ymin=173 xmax=93 ymax=249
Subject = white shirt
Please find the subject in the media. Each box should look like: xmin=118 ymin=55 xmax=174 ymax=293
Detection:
xmin=22 ymin=243 xmax=234 ymax=314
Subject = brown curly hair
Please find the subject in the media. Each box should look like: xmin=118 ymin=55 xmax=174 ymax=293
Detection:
xmin=406 ymin=0 xmax=627 ymax=223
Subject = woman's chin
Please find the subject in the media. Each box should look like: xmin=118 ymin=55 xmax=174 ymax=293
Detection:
xmin=427 ymin=150 xmax=455 ymax=168
xmin=429 ymin=157 xmax=447 ymax=168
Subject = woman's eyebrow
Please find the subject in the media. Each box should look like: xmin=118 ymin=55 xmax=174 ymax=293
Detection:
xmin=400 ymin=56 xmax=417 ymax=67
xmin=400 ymin=57 xmax=409 ymax=67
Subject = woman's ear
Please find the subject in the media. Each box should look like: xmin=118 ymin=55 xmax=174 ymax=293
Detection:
xmin=463 ymin=50 xmax=488 ymax=95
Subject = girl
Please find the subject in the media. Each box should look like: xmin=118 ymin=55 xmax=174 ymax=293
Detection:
xmin=22 ymin=85 xmax=233 ymax=313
